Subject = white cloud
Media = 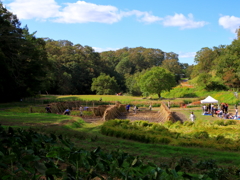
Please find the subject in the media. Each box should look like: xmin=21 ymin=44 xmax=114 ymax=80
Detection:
xmin=219 ymin=15 xmax=240 ymax=33
xmin=6 ymin=0 xmax=207 ymax=29
xmin=7 ymin=0 xmax=60 ymax=20
xmin=162 ymin=13 xmax=208 ymax=29
xmin=55 ymin=3 xmax=162 ymax=24
xmin=55 ymin=1 xmax=121 ymax=24
xmin=122 ymin=10 xmax=162 ymax=23
xmin=178 ymin=52 xmax=196 ymax=58
xmin=93 ymin=47 xmax=120 ymax=52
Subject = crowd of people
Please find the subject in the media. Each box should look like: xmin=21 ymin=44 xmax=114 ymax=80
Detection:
xmin=45 ymin=100 xmax=238 ymax=122
xmin=202 ymin=103 xmax=239 ymax=119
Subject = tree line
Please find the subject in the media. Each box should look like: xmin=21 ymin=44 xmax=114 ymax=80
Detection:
xmin=2 ymin=1 xmax=240 ymax=102
xmin=191 ymin=29 xmax=240 ymax=91
xmin=0 ymin=2 xmax=192 ymax=102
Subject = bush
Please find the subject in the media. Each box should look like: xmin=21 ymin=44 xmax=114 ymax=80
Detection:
xmin=214 ymin=120 xmax=225 ymax=126
xmin=225 ymin=120 xmax=237 ymax=126
xmin=164 ymin=120 xmax=174 ymax=128
xmin=170 ymin=121 xmax=182 ymax=129
xmin=156 ymin=136 xmax=171 ymax=144
xmin=193 ymin=131 xmax=209 ymax=139
xmin=151 ymin=124 xmax=169 ymax=132
xmin=196 ymin=159 xmax=217 ymax=170
xmin=183 ymin=121 xmax=194 ymax=126
xmin=178 ymin=157 xmax=193 ymax=170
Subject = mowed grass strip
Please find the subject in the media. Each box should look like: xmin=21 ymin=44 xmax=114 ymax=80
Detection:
xmin=0 ymin=111 xmax=78 ymax=124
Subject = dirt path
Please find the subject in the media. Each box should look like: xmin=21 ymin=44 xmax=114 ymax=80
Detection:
xmin=118 ymin=110 xmax=161 ymax=122
xmin=82 ymin=108 xmax=188 ymax=123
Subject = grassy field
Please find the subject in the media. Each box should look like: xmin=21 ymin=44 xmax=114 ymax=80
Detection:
xmin=1 ymin=110 xmax=240 ymax=169
xmin=1 ymin=94 xmax=240 ymax=172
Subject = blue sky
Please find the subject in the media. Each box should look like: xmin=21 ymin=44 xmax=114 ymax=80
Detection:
xmin=2 ymin=0 xmax=240 ymax=64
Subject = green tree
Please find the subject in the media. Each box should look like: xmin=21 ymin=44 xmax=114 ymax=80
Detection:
xmin=0 ymin=3 xmax=50 ymax=101
xmin=125 ymin=71 xmax=145 ymax=96
xmin=191 ymin=47 xmax=217 ymax=78
xmin=215 ymin=40 xmax=240 ymax=89
xmin=45 ymin=40 xmax=101 ymax=94
xmin=196 ymin=73 xmax=227 ymax=91
xmin=161 ymin=59 xmax=182 ymax=81
xmin=139 ymin=67 xmax=176 ymax=98
xmin=91 ymin=73 xmax=119 ymax=95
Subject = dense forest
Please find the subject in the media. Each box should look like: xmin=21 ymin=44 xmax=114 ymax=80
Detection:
xmin=1 ymin=2 xmax=240 ymax=102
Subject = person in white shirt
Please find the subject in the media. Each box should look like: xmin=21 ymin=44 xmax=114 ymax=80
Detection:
xmin=149 ymin=104 xmax=152 ymax=111
xmin=79 ymin=106 xmax=83 ymax=116
xmin=133 ymin=105 xmax=137 ymax=114
xmin=189 ymin=112 xmax=196 ymax=122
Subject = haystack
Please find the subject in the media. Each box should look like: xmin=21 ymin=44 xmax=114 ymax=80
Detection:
xmin=102 ymin=103 xmax=126 ymax=121
xmin=157 ymin=102 xmax=175 ymax=122
xmin=93 ymin=105 xmax=110 ymax=116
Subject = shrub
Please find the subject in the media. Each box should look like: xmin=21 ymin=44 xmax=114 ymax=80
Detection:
xmin=206 ymin=168 xmax=229 ymax=180
xmin=151 ymin=124 xmax=169 ymax=132
xmin=170 ymin=121 xmax=182 ymax=129
xmin=183 ymin=121 xmax=194 ymax=126
xmin=178 ymin=157 xmax=193 ymax=170
xmin=225 ymin=120 xmax=237 ymax=126
xmin=215 ymin=135 xmax=225 ymax=141
xmin=156 ymin=136 xmax=171 ymax=144
xmin=164 ymin=120 xmax=174 ymax=128
xmin=193 ymin=131 xmax=209 ymax=139
xmin=70 ymin=121 xmax=83 ymax=128
xmin=214 ymin=120 xmax=225 ymax=126
xmin=196 ymin=159 xmax=217 ymax=170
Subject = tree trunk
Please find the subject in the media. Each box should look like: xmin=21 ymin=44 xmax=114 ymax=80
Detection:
xmin=157 ymin=93 xmax=161 ymax=98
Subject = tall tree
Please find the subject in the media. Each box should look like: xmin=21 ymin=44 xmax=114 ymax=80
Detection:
xmin=161 ymin=58 xmax=182 ymax=81
xmin=191 ymin=47 xmax=216 ymax=78
xmin=139 ymin=67 xmax=176 ymax=98
xmin=91 ymin=73 xmax=119 ymax=95
xmin=0 ymin=3 xmax=50 ymax=101
xmin=215 ymin=40 xmax=240 ymax=88
xmin=125 ymin=71 xmax=145 ymax=96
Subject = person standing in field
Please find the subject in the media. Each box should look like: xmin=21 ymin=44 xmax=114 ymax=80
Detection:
xmin=149 ymin=104 xmax=152 ymax=111
xmin=202 ymin=105 xmax=206 ymax=113
xmin=126 ymin=104 xmax=130 ymax=112
xmin=189 ymin=112 xmax=196 ymax=122
xmin=225 ymin=103 xmax=228 ymax=113
xmin=168 ymin=101 xmax=171 ymax=109
xmin=79 ymin=106 xmax=83 ymax=116
xmin=133 ymin=105 xmax=137 ymax=114
xmin=45 ymin=105 xmax=51 ymax=113
xmin=211 ymin=105 xmax=215 ymax=117
xmin=235 ymin=108 xmax=238 ymax=119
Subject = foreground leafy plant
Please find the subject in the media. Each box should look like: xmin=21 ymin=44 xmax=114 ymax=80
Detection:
xmin=0 ymin=125 xmax=239 ymax=179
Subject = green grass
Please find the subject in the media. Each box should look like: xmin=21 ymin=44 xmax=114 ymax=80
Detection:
xmin=2 ymin=95 xmax=240 ymax=169
xmin=50 ymin=94 xmax=142 ymax=104
xmin=24 ymin=120 xmax=240 ymax=167
xmin=162 ymin=86 xmax=239 ymax=105
xmin=55 ymin=117 xmax=240 ymax=167
xmin=0 ymin=111 xmax=80 ymax=124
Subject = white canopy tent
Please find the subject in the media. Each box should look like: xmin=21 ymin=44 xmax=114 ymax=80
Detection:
xmin=200 ymin=96 xmax=218 ymax=104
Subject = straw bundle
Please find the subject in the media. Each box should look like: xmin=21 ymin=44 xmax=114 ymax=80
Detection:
xmin=102 ymin=103 xmax=126 ymax=121
xmin=156 ymin=102 xmax=175 ymax=123
xmin=46 ymin=101 xmax=85 ymax=113
xmin=93 ymin=105 xmax=110 ymax=116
